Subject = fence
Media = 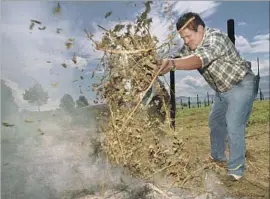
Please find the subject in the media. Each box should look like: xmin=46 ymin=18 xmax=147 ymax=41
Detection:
xmin=176 ymin=89 xmax=268 ymax=109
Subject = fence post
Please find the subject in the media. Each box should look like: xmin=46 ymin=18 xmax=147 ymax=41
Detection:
xmin=259 ymin=88 xmax=264 ymax=100
xmin=227 ymin=19 xmax=235 ymax=45
xmin=188 ymin=97 xmax=191 ymax=109
xmin=170 ymin=71 xmax=176 ymax=129
xmin=207 ymin=92 xmax=210 ymax=106
xmin=197 ymin=94 xmax=199 ymax=107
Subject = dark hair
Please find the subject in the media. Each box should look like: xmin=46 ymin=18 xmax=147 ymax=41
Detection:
xmin=176 ymin=12 xmax=205 ymax=32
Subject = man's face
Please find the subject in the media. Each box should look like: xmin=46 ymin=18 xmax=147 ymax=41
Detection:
xmin=179 ymin=25 xmax=204 ymax=50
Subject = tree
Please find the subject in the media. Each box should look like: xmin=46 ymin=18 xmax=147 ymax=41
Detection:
xmin=23 ymin=83 xmax=49 ymax=112
xmin=76 ymin=96 xmax=89 ymax=107
xmin=59 ymin=94 xmax=75 ymax=113
xmin=1 ymin=79 xmax=18 ymax=119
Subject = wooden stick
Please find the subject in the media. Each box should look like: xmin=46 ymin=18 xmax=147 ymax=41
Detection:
xmin=244 ymin=178 xmax=267 ymax=191
xmin=245 ymin=132 xmax=268 ymax=138
xmin=120 ymin=66 xmax=164 ymax=130
xmin=145 ymin=163 xmax=176 ymax=180
xmin=178 ymin=16 xmax=195 ymax=32
xmin=180 ymin=163 xmax=214 ymax=187
xmin=146 ymin=183 xmax=171 ymax=199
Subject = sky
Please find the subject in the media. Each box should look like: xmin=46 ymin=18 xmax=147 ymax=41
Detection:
xmin=1 ymin=1 xmax=269 ymax=111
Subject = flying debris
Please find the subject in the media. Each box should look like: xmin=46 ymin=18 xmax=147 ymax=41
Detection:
xmin=51 ymin=82 xmax=59 ymax=88
xmin=38 ymin=128 xmax=45 ymax=135
xmin=65 ymin=38 xmax=75 ymax=49
xmin=39 ymin=26 xmax=46 ymax=30
xmin=65 ymin=43 xmax=72 ymax=49
xmin=72 ymin=53 xmax=77 ymax=64
xmin=54 ymin=2 xmax=61 ymax=14
xmin=72 ymin=80 xmax=78 ymax=82
xmin=56 ymin=28 xmax=62 ymax=34
xmin=80 ymin=76 xmax=84 ymax=80
xmin=2 ymin=122 xmax=15 ymax=127
xmin=47 ymin=61 xmax=51 ymax=63
xmin=29 ymin=19 xmax=43 ymax=31
xmin=91 ymin=71 xmax=95 ymax=78
xmin=24 ymin=119 xmax=35 ymax=123
xmin=61 ymin=63 xmax=67 ymax=68
xmin=29 ymin=22 xmax=35 ymax=30
xmin=105 ymin=11 xmax=112 ymax=18
xmin=31 ymin=20 xmax=42 ymax=24
xmin=80 ymin=88 xmax=83 ymax=94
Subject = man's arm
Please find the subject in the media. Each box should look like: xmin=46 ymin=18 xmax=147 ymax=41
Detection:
xmin=159 ymin=55 xmax=202 ymax=74
xmin=160 ymin=33 xmax=225 ymax=74
xmin=173 ymin=55 xmax=202 ymax=70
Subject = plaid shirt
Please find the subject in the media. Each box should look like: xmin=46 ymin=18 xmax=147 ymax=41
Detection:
xmin=174 ymin=27 xmax=254 ymax=92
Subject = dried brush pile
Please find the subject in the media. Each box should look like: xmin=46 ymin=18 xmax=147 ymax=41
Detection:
xmin=87 ymin=1 xmax=224 ymax=189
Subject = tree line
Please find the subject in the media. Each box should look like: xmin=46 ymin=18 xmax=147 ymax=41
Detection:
xmin=1 ymin=79 xmax=267 ymax=118
xmin=1 ymin=80 xmax=91 ymax=118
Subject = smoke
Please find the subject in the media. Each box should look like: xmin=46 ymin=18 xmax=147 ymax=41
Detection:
xmin=1 ymin=107 xmax=146 ymax=199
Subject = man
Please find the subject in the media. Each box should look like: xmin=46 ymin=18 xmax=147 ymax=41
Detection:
xmin=159 ymin=12 xmax=258 ymax=181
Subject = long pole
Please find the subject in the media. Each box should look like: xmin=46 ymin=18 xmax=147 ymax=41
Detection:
xmin=170 ymin=71 xmax=175 ymax=129
xmin=227 ymin=19 xmax=235 ymax=45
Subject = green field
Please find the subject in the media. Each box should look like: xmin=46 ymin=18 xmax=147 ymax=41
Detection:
xmin=173 ymin=100 xmax=269 ymax=198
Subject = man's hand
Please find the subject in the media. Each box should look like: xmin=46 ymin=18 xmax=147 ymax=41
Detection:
xmin=158 ymin=59 xmax=172 ymax=75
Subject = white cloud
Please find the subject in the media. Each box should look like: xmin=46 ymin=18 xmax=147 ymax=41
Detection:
xmin=172 ymin=1 xmax=220 ymax=19
xmin=175 ymin=75 xmax=211 ymax=97
xmin=2 ymin=79 xmax=28 ymax=110
xmin=182 ymin=75 xmax=208 ymax=87
xmin=237 ymin=22 xmax=247 ymax=26
xmin=236 ymin=33 xmax=269 ymax=54
xmin=254 ymin=33 xmax=269 ymax=41
xmin=2 ymin=78 xmax=62 ymax=112
xmin=161 ymin=72 xmax=212 ymax=97
xmin=1 ymin=2 xmax=99 ymax=111
xmin=41 ymin=98 xmax=60 ymax=111
xmin=249 ymin=59 xmax=269 ymax=75
xmin=235 ymin=35 xmax=252 ymax=53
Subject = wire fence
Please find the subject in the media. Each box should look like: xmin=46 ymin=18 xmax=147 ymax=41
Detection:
xmin=176 ymin=90 xmax=268 ymax=109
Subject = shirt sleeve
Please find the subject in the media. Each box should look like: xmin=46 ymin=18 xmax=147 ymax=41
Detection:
xmin=193 ymin=33 xmax=226 ymax=68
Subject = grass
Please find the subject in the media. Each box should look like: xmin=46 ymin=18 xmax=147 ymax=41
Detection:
xmin=173 ymin=100 xmax=269 ymax=198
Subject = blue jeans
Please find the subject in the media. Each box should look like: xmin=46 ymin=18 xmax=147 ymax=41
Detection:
xmin=209 ymin=73 xmax=258 ymax=176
